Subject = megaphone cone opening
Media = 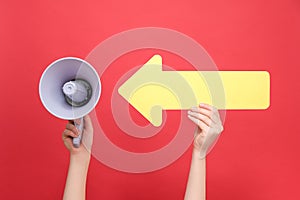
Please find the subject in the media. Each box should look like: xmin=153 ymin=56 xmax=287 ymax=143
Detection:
xmin=39 ymin=57 xmax=101 ymax=120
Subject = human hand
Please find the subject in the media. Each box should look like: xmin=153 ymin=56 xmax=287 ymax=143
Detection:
xmin=187 ymin=103 xmax=224 ymax=159
xmin=62 ymin=115 xmax=93 ymax=161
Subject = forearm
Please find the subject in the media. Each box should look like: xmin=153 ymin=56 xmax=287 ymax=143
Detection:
xmin=63 ymin=154 xmax=90 ymax=200
xmin=184 ymin=149 xmax=206 ymax=200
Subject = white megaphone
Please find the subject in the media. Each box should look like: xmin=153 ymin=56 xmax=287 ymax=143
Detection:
xmin=39 ymin=57 xmax=101 ymax=148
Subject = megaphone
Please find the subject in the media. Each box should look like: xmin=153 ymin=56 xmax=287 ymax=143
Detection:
xmin=39 ymin=57 xmax=101 ymax=148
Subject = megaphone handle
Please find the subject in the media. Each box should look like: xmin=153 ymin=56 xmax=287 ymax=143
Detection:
xmin=73 ymin=118 xmax=84 ymax=148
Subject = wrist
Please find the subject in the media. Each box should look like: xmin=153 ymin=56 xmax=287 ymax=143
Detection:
xmin=192 ymin=148 xmax=206 ymax=160
xmin=70 ymin=151 xmax=91 ymax=166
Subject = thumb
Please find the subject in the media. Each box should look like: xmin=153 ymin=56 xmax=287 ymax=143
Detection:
xmin=83 ymin=115 xmax=93 ymax=133
xmin=82 ymin=114 xmax=93 ymax=152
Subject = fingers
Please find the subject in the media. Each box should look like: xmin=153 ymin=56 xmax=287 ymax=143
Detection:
xmin=63 ymin=135 xmax=73 ymax=148
xmin=66 ymin=122 xmax=79 ymax=135
xmin=188 ymin=103 xmax=223 ymax=132
xmin=188 ymin=110 xmax=211 ymax=127
xmin=62 ymin=129 xmax=78 ymax=138
xmin=190 ymin=103 xmax=221 ymax=124
xmin=188 ymin=103 xmax=224 ymax=158
xmin=190 ymin=106 xmax=212 ymax=118
xmin=62 ymin=116 xmax=94 ymax=153
xmin=62 ymin=123 xmax=79 ymax=148
xmin=187 ymin=114 xmax=209 ymax=133
xmin=198 ymin=103 xmax=213 ymax=111
xmin=62 ymin=128 xmax=79 ymax=151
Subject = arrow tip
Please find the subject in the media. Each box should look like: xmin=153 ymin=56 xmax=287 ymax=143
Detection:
xmin=118 ymin=54 xmax=164 ymax=127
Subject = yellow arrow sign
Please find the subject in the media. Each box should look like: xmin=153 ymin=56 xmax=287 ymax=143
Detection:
xmin=118 ymin=54 xmax=270 ymax=127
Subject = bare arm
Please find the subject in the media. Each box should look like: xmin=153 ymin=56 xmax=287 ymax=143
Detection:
xmin=62 ymin=115 xmax=93 ymax=200
xmin=184 ymin=150 xmax=206 ymax=200
xmin=63 ymin=152 xmax=90 ymax=200
xmin=184 ymin=103 xmax=223 ymax=200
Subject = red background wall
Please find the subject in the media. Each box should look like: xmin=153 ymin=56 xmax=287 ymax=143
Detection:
xmin=1 ymin=0 xmax=300 ymax=199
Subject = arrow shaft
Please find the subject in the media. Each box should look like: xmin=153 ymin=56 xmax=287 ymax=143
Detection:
xmin=165 ymin=71 xmax=270 ymax=109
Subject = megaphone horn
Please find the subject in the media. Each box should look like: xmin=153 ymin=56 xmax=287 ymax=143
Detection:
xmin=39 ymin=57 xmax=101 ymax=148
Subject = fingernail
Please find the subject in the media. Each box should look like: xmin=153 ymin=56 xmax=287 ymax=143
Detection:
xmin=188 ymin=110 xmax=192 ymax=115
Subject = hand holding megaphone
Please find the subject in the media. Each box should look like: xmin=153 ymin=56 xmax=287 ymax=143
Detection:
xmin=39 ymin=57 xmax=101 ymax=148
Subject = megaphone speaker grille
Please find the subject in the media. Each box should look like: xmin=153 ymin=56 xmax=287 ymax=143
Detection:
xmin=63 ymin=79 xmax=92 ymax=107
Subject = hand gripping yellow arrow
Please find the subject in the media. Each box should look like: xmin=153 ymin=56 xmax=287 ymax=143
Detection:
xmin=118 ymin=54 xmax=270 ymax=127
